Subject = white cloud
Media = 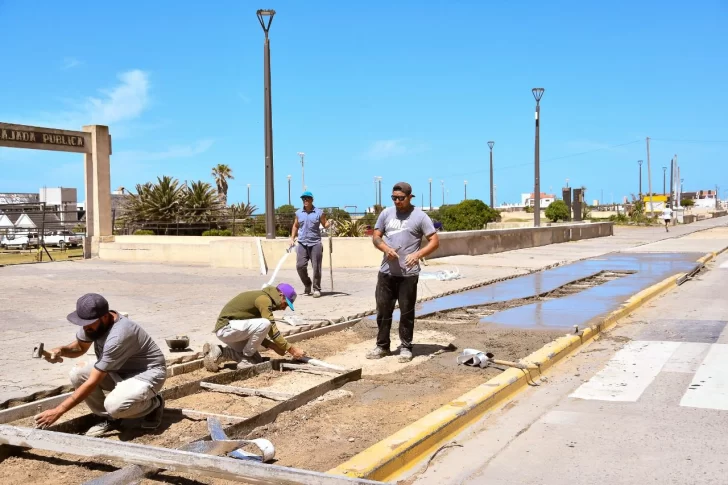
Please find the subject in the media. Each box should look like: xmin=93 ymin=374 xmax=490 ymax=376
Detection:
xmin=114 ymin=139 xmax=215 ymax=164
xmin=61 ymin=57 xmax=82 ymax=70
xmin=364 ymin=139 xmax=429 ymax=160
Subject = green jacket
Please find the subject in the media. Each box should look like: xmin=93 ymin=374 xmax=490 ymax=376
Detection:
xmin=214 ymin=287 xmax=291 ymax=353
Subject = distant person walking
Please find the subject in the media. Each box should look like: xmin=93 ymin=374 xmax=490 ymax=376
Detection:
xmin=367 ymin=182 xmax=440 ymax=363
xmin=662 ymin=206 xmax=674 ymax=232
xmin=290 ymin=191 xmax=331 ymax=298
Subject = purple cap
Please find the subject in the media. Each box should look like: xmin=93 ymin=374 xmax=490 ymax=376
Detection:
xmin=67 ymin=293 xmax=109 ymax=326
xmin=276 ymin=283 xmax=297 ymax=311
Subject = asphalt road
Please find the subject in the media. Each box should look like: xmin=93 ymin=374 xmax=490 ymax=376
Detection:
xmin=415 ymin=250 xmax=728 ymax=485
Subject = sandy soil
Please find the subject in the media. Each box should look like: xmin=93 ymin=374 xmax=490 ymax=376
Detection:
xmin=1 ymin=319 xmax=563 ymax=484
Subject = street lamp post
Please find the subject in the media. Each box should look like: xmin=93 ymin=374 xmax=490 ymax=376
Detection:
xmin=257 ymin=9 xmax=276 ymax=239
xmin=464 ymin=180 xmax=468 ymax=200
xmin=375 ymin=176 xmax=382 ymax=207
xmin=287 ymin=175 xmax=291 ymax=205
xmin=373 ymin=176 xmax=378 ymax=209
xmin=493 ymin=184 xmax=497 ymax=207
xmin=428 ymin=178 xmax=432 ymax=211
xmin=662 ymin=166 xmax=667 ymax=195
xmin=247 ymin=184 xmax=251 ymax=205
xmin=532 ymin=88 xmax=545 ymax=227
xmin=297 ymin=152 xmax=305 ymax=192
xmin=638 ymin=160 xmax=643 ymax=197
xmin=488 ymin=141 xmax=495 ymax=207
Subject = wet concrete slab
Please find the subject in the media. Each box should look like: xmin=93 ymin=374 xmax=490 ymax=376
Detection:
xmin=478 ymin=252 xmax=704 ymax=330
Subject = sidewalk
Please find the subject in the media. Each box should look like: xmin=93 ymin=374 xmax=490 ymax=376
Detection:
xmin=1 ymin=218 xmax=726 ymax=404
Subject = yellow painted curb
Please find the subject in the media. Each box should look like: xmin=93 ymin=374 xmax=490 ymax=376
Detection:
xmin=329 ymin=251 xmax=723 ymax=482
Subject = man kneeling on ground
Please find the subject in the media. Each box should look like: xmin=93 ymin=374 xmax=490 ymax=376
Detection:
xmin=203 ymin=283 xmax=306 ymax=371
xmin=34 ymin=293 xmax=166 ymax=437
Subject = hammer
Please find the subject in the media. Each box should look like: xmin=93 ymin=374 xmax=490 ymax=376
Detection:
xmin=32 ymin=343 xmax=63 ymax=363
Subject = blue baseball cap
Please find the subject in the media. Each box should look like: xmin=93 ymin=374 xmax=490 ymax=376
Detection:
xmin=300 ymin=191 xmax=314 ymax=199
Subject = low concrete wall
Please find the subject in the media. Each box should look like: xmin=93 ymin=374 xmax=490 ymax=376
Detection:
xmin=683 ymin=214 xmax=698 ymax=224
xmin=712 ymin=210 xmax=727 ymax=218
xmin=99 ymin=222 xmax=613 ymax=269
xmin=429 ymin=222 xmax=613 ymax=258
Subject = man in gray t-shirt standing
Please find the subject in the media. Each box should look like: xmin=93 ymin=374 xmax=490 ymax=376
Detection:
xmin=368 ymin=182 xmax=439 ymax=362
xmin=34 ymin=293 xmax=166 ymax=437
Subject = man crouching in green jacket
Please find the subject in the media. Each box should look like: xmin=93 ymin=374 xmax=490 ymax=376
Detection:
xmin=203 ymin=283 xmax=306 ymax=371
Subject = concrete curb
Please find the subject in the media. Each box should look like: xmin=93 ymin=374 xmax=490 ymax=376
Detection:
xmin=329 ymin=249 xmax=727 ymax=482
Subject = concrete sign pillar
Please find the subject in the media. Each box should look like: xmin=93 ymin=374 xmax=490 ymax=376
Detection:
xmin=0 ymin=122 xmax=112 ymax=259
xmin=562 ymin=187 xmax=572 ymax=221
xmin=573 ymin=188 xmax=584 ymax=222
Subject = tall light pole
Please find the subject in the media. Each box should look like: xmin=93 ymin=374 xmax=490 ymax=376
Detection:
xmin=297 ymin=152 xmax=305 ymax=192
xmin=493 ymin=184 xmax=498 ymax=207
xmin=428 ymin=178 xmax=432 ymax=211
xmin=532 ymin=87 xmax=545 ymax=227
xmin=257 ymin=9 xmax=276 ymax=239
xmin=464 ymin=180 xmax=468 ymax=201
xmin=375 ymin=176 xmax=382 ymax=207
xmin=488 ymin=141 xmax=495 ymax=207
xmin=247 ymin=184 xmax=251 ymax=205
xmin=662 ymin=166 xmax=667 ymax=195
xmin=638 ymin=160 xmax=643 ymax=197
xmin=287 ymin=175 xmax=291 ymax=205
xmin=373 ymin=176 xmax=378 ymax=209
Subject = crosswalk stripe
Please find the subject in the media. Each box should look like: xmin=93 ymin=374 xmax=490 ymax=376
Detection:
xmin=569 ymin=341 xmax=680 ymax=402
xmin=680 ymin=343 xmax=728 ymax=410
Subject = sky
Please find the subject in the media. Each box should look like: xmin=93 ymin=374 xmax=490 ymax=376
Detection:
xmin=1 ymin=0 xmax=727 ymax=211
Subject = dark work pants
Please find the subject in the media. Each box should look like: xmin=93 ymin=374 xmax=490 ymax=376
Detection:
xmin=375 ymin=272 xmax=419 ymax=350
xmin=296 ymin=243 xmax=323 ymax=291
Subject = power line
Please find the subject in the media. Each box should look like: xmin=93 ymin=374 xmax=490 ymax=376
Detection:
xmin=651 ymin=138 xmax=728 ymax=144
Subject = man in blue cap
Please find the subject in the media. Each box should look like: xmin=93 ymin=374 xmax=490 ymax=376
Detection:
xmin=290 ymin=190 xmax=331 ymax=298
xmin=203 ymin=283 xmax=307 ymax=372
xmin=34 ymin=293 xmax=166 ymax=437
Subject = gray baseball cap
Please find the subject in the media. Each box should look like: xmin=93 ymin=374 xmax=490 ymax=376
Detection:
xmin=67 ymin=293 xmax=110 ymax=326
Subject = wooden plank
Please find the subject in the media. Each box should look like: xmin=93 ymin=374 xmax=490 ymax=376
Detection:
xmin=200 ymin=382 xmax=294 ymax=401
xmin=280 ymin=363 xmax=339 ymax=377
xmin=0 ymin=122 xmax=91 ymax=154
xmin=0 ymin=392 xmax=72 ymax=424
xmin=0 ymin=424 xmax=382 ymax=485
xmin=286 ymin=318 xmax=361 ymax=344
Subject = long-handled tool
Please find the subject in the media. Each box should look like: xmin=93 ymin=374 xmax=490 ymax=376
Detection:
xmin=31 ymin=343 xmax=63 ymax=363
xmin=328 ymin=224 xmax=334 ymax=292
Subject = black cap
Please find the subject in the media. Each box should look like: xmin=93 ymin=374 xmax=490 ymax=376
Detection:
xmin=392 ymin=182 xmax=415 ymax=197
xmin=67 ymin=293 xmax=110 ymax=326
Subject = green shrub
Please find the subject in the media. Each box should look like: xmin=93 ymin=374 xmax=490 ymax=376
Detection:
xmin=545 ymin=200 xmax=570 ymax=222
xmin=524 ymin=205 xmax=534 ymax=214
xmin=608 ymin=213 xmax=629 ymax=224
xmin=202 ymin=229 xmax=232 ymax=236
xmin=439 ymin=199 xmax=500 ymax=231
xmin=133 ymin=229 xmax=154 ymax=235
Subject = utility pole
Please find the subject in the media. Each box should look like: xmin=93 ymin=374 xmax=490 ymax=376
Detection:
xmin=247 ymin=184 xmax=251 ymax=205
xmin=287 ymin=175 xmax=291 ymax=205
xmin=646 ymin=137 xmax=654 ymax=217
xmin=257 ymin=9 xmax=276 ymax=239
xmin=669 ymin=157 xmax=675 ymax=209
xmin=428 ymin=178 xmax=432 ymax=211
xmin=493 ymin=184 xmax=497 ymax=207
xmin=532 ymin=88 xmax=545 ymax=227
xmin=662 ymin=166 xmax=667 ymax=195
xmin=377 ymin=177 xmax=382 ymax=206
xmin=373 ymin=176 xmax=378 ymax=209
xmin=638 ymin=160 xmax=643 ymax=198
xmin=297 ymin=152 xmax=305 ymax=192
xmin=464 ymin=180 xmax=468 ymax=201
xmin=488 ymin=141 xmax=495 ymax=207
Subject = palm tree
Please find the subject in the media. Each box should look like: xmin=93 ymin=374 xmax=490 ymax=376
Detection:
xmin=183 ymin=180 xmax=221 ymax=222
xmin=212 ymin=164 xmax=234 ymax=206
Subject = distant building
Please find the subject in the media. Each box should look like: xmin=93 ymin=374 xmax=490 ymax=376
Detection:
xmin=681 ymin=189 xmax=719 ymax=209
xmin=521 ymin=192 xmax=556 ymax=207
xmin=0 ymin=187 xmax=78 ymax=235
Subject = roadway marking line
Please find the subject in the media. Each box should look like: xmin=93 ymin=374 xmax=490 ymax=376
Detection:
xmin=680 ymin=343 xmax=728 ymax=410
xmin=569 ymin=341 xmax=680 ymax=402
xmin=662 ymin=342 xmax=711 ymax=374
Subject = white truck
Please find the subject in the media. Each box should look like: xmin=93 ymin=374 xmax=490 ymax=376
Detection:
xmin=43 ymin=231 xmax=83 ymax=247
xmin=0 ymin=233 xmax=40 ymax=249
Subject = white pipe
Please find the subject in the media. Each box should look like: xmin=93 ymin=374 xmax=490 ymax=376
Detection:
xmin=262 ymin=243 xmax=295 ymax=289
xmin=298 ymin=357 xmax=347 ymax=373
xmin=256 ymin=237 xmax=267 ymax=275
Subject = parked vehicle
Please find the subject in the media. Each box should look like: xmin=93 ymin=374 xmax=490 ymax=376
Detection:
xmin=1 ymin=233 xmax=40 ymax=249
xmin=43 ymin=231 xmax=82 ymax=247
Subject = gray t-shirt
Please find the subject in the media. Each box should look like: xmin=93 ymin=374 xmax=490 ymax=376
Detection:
xmin=77 ymin=314 xmax=166 ymax=389
xmin=375 ymin=207 xmax=436 ymax=277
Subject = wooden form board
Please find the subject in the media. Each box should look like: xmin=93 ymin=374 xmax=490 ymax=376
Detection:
xmin=0 ymin=424 xmax=383 ymax=485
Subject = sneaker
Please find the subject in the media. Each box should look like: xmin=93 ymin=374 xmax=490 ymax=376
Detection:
xmin=366 ymin=347 xmax=389 ymax=360
xmin=313 ymin=290 xmax=321 ymax=298
xmin=236 ymin=352 xmax=263 ymax=369
xmin=304 ymin=286 xmax=312 ymax=296
xmin=203 ymin=342 xmax=222 ymax=372
xmin=85 ymin=418 xmax=121 ymax=437
xmin=141 ymin=395 xmax=165 ymax=430
xmin=398 ymin=347 xmax=413 ymax=363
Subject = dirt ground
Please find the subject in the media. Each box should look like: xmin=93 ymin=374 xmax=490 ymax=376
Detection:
xmin=1 ymin=319 xmax=563 ymax=484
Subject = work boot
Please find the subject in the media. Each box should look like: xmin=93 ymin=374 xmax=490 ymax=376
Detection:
xmin=398 ymin=347 xmax=413 ymax=363
xmin=85 ymin=418 xmax=121 ymax=437
xmin=141 ymin=395 xmax=165 ymax=430
xmin=313 ymin=290 xmax=321 ymax=298
xmin=236 ymin=352 xmax=264 ymax=369
xmin=203 ymin=342 xmax=223 ymax=372
xmin=366 ymin=346 xmax=389 ymax=360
